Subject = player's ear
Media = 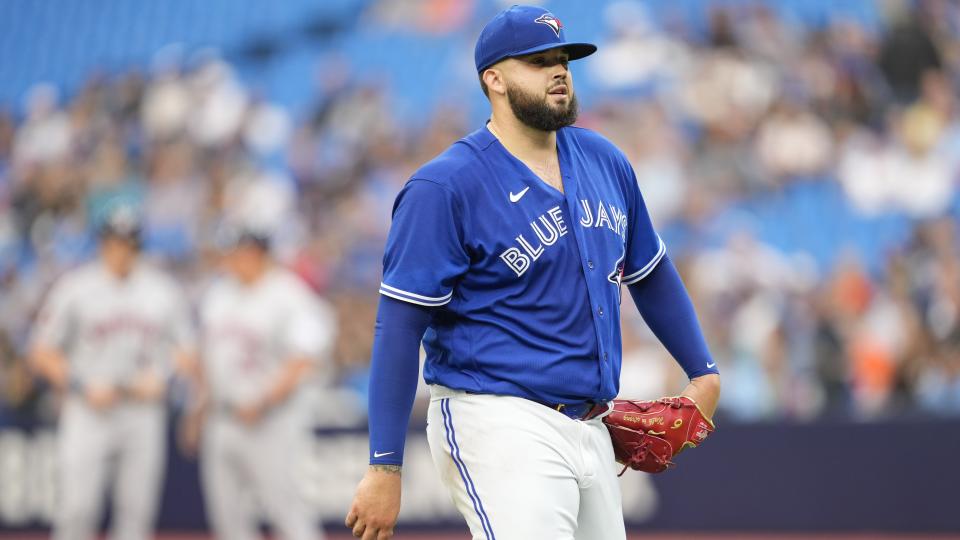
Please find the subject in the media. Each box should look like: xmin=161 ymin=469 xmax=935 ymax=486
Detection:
xmin=482 ymin=67 xmax=507 ymax=97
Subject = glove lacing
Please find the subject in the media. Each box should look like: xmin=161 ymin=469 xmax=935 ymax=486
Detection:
xmin=618 ymin=435 xmax=674 ymax=476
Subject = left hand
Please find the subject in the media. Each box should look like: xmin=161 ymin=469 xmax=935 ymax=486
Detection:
xmin=178 ymin=405 xmax=206 ymax=457
xmin=604 ymin=394 xmax=716 ymax=474
xmin=233 ymin=400 xmax=267 ymax=426
xmin=85 ymin=383 xmax=119 ymax=411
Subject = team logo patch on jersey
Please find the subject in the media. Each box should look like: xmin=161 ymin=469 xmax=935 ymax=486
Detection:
xmin=608 ymin=253 xmax=625 ymax=288
xmin=535 ymin=13 xmax=563 ymax=37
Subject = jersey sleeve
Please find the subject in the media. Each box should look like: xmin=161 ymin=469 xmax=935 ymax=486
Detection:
xmin=379 ymin=179 xmax=470 ymax=307
xmin=31 ymin=275 xmax=77 ymax=350
xmin=283 ymin=290 xmax=336 ymax=360
xmin=620 ymin=160 xmax=666 ymax=285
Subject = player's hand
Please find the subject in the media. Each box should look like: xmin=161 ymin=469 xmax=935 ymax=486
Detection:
xmin=128 ymin=372 xmax=165 ymax=402
xmin=177 ymin=409 xmax=205 ymax=457
xmin=345 ymin=465 xmax=402 ymax=539
xmin=85 ymin=383 xmax=118 ymax=411
xmin=46 ymin=361 xmax=70 ymax=392
xmin=233 ymin=401 xmax=265 ymax=426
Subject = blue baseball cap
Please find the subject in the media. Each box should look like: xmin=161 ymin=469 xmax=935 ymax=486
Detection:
xmin=475 ymin=5 xmax=597 ymax=73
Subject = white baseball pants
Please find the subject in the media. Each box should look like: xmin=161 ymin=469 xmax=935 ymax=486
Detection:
xmin=54 ymin=399 xmax=166 ymax=540
xmin=201 ymin=407 xmax=322 ymax=540
xmin=426 ymin=385 xmax=626 ymax=540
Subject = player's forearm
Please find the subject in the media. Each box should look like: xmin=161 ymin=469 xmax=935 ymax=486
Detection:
xmin=367 ymin=295 xmax=433 ymax=467
xmin=175 ymin=357 xmax=205 ymax=416
xmin=262 ymin=357 xmax=314 ymax=409
xmin=626 ymin=254 xmax=719 ymax=380
xmin=29 ymin=344 xmax=70 ymax=391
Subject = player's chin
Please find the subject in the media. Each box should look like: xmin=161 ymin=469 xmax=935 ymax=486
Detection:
xmin=544 ymin=97 xmax=571 ymax=113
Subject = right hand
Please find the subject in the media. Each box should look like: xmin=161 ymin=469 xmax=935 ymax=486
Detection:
xmin=233 ymin=401 xmax=266 ymax=427
xmin=127 ymin=372 xmax=165 ymax=402
xmin=85 ymin=383 xmax=118 ymax=411
xmin=177 ymin=409 xmax=205 ymax=457
xmin=345 ymin=466 xmax=402 ymax=539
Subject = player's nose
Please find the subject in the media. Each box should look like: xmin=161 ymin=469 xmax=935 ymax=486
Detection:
xmin=550 ymin=62 xmax=570 ymax=83
xmin=550 ymin=68 xmax=568 ymax=85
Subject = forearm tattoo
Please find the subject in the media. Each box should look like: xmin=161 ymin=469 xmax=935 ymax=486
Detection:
xmin=371 ymin=464 xmax=402 ymax=475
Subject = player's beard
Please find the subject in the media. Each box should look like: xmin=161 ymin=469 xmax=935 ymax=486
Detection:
xmin=506 ymin=82 xmax=579 ymax=132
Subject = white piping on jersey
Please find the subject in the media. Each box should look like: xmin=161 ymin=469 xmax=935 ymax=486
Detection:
xmin=379 ymin=283 xmax=453 ymax=307
xmin=621 ymin=236 xmax=666 ymax=285
xmin=379 ymin=288 xmax=452 ymax=307
xmin=380 ymin=283 xmax=452 ymax=302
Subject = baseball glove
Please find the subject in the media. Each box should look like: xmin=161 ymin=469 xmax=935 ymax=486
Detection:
xmin=603 ymin=396 xmax=715 ymax=475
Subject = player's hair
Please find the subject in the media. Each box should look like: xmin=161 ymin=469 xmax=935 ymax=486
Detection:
xmin=479 ymin=72 xmax=490 ymax=98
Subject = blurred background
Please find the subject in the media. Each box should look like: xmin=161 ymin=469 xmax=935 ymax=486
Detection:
xmin=1 ymin=0 xmax=959 ymax=538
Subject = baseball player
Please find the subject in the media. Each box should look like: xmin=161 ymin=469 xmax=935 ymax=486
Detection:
xmin=346 ymin=5 xmax=721 ymax=539
xmin=185 ymin=227 xmax=335 ymax=540
xmin=30 ymin=205 xmax=195 ymax=540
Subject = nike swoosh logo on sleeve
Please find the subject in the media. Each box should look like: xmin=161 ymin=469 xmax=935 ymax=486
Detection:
xmin=373 ymin=451 xmax=395 ymax=458
xmin=509 ymin=186 xmax=530 ymax=203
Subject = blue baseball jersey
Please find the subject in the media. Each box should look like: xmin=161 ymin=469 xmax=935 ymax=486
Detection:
xmin=379 ymin=125 xmax=665 ymax=404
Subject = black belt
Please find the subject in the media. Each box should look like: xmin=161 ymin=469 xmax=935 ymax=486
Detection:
xmin=461 ymin=390 xmax=610 ymax=421
xmin=540 ymin=400 xmax=610 ymax=421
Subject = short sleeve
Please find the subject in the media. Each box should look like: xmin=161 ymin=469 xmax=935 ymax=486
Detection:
xmin=284 ymin=293 xmax=336 ymax=360
xmin=379 ymin=179 xmax=470 ymax=306
xmin=621 ymin=162 xmax=666 ymax=285
xmin=32 ymin=276 xmax=77 ymax=350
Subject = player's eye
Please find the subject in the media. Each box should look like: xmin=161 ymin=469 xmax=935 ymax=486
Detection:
xmin=531 ymin=57 xmax=545 ymax=65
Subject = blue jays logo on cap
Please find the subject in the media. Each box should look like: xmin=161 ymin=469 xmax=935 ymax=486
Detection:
xmin=474 ymin=5 xmax=597 ymax=73
xmin=534 ymin=13 xmax=562 ymax=37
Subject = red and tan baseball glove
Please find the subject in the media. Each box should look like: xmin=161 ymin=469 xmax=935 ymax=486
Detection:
xmin=602 ymin=396 xmax=715 ymax=474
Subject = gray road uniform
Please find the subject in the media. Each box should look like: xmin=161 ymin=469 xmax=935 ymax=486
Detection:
xmin=32 ymin=261 xmax=194 ymax=540
xmin=200 ymin=266 xmax=335 ymax=540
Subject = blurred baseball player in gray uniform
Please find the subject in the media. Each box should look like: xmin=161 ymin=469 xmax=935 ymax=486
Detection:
xmin=181 ymin=227 xmax=335 ymax=540
xmin=30 ymin=205 xmax=195 ymax=540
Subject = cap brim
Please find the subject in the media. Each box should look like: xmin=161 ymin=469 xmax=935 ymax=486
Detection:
xmin=99 ymin=229 xmax=141 ymax=247
xmin=480 ymin=42 xmax=597 ymax=72
xmin=216 ymin=231 xmax=270 ymax=251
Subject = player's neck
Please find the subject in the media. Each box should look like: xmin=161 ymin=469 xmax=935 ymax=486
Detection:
xmin=101 ymin=256 xmax=136 ymax=280
xmin=106 ymin=266 xmax=134 ymax=280
xmin=235 ymin=261 xmax=271 ymax=286
xmin=488 ymin=114 xmax=557 ymax=161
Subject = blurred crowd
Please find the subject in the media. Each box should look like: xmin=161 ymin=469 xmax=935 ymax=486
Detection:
xmin=587 ymin=0 xmax=960 ymax=420
xmin=1 ymin=0 xmax=960 ymax=427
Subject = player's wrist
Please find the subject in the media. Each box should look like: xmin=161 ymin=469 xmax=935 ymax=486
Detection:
xmin=682 ymin=374 xmax=721 ymax=420
xmin=368 ymin=464 xmax=402 ymax=475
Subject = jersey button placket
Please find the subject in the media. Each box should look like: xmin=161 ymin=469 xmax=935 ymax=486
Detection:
xmin=587 ymin=260 xmax=595 ymax=270
xmin=597 ymin=306 xmax=604 ymax=317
